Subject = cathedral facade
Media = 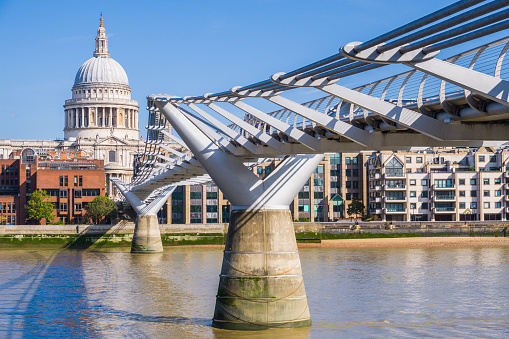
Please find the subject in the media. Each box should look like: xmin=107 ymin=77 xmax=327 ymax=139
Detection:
xmin=0 ymin=15 xmax=143 ymax=198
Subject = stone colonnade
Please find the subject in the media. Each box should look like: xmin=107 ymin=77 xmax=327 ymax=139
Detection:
xmin=65 ymin=107 xmax=138 ymax=129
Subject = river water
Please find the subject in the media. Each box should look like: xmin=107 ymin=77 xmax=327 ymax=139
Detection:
xmin=0 ymin=246 xmax=508 ymax=338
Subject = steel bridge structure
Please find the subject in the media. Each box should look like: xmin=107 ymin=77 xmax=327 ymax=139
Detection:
xmin=113 ymin=0 xmax=509 ymax=330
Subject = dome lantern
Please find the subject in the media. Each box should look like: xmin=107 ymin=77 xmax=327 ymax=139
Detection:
xmin=94 ymin=12 xmax=109 ymax=57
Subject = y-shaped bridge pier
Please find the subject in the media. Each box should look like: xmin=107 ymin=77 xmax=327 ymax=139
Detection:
xmin=114 ymin=0 xmax=509 ymax=330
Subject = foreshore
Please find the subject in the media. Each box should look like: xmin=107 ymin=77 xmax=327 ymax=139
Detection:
xmin=298 ymin=236 xmax=509 ymax=248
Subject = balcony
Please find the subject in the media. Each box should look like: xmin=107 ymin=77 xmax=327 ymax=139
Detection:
xmin=385 ymin=196 xmax=406 ymax=202
xmin=374 ymin=185 xmax=382 ymax=191
xmin=433 ymin=194 xmax=456 ymax=201
xmin=434 ymin=207 xmax=456 ymax=213
xmin=384 ymin=184 xmax=406 ymax=190
xmin=385 ymin=208 xmax=406 ymax=214
xmin=385 ymin=173 xmax=406 ymax=178
xmin=374 ymin=209 xmax=383 ymax=214
xmin=433 ymin=184 xmax=455 ymax=190
xmin=373 ymin=173 xmax=381 ymax=180
xmin=372 ymin=197 xmax=382 ymax=203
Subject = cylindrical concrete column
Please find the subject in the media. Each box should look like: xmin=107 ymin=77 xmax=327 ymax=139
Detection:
xmin=212 ymin=208 xmax=311 ymax=330
xmin=131 ymin=214 xmax=163 ymax=253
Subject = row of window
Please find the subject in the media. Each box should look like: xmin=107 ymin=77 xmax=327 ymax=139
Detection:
xmin=1 ymin=165 xmax=19 ymax=176
xmin=58 ymin=203 xmax=83 ymax=212
xmin=59 ymin=176 xmax=83 ymax=187
xmin=0 ymin=202 xmax=15 ymax=213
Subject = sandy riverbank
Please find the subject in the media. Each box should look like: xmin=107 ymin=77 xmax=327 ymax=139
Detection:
xmin=298 ymin=236 xmax=509 ymax=248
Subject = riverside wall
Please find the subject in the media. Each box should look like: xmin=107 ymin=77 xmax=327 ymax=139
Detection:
xmin=0 ymin=221 xmax=507 ymax=248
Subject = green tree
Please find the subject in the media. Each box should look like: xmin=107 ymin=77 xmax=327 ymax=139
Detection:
xmin=347 ymin=197 xmax=365 ymax=219
xmin=25 ymin=190 xmax=55 ymax=224
xmin=84 ymin=195 xmax=116 ymax=224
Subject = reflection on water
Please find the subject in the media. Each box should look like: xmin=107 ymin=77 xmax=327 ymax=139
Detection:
xmin=0 ymin=246 xmax=508 ymax=338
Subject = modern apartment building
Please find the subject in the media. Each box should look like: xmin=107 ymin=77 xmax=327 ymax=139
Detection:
xmin=368 ymin=147 xmax=509 ymax=222
xmin=162 ymin=153 xmax=368 ymax=224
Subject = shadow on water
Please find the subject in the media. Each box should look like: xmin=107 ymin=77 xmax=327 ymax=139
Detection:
xmin=61 ymin=223 xmax=128 ymax=251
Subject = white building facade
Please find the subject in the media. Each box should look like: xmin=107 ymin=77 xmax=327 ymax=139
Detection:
xmin=368 ymin=147 xmax=509 ymax=222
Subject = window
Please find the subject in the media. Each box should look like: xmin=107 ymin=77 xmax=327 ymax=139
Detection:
xmin=206 ymin=205 xmax=218 ymax=212
xmin=490 ymin=155 xmax=496 ymax=162
xmin=190 ymin=205 xmax=201 ymax=212
xmin=496 ymin=202 xmax=502 ymax=208
xmin=59 ymin=189 xmax=67 ymax=198
xmin=484 ymin=202 xmax=490 ymax=209
xmin=479 ymin=155 xmax=485 ymax=162
xmin=353 ymin=169 xmax=359 ymax=176
xmin=59 ymin=176 xmax=63 ymax=186
xmin=256 ymin=166 xmax=263 ymax=175
xmin=314 ymin=192 xmax=324 ymax=199
xmin=421 ymin=191 xmax=428 ymax=198
xmin=298 ymin=192 xmax=309 ymax=199
xmin=298 ymin=204 xmax=310 ymax=212
xmin=345 ymin=157 xmax=351 ymax=165
xmin=410 ymin=191 xmax=416 ymax=197
xmin=386 ymin=157 xmax=404 ymax=177
xmin=459 ymin=179 xmax=465 ymax=185
xmin=410 ymin=203 xmax=417 ymax=209
xmin=346 ymin=181 xmax=351 ymax=188
xmin=410 ymin=180 xmax=416 ymax=186
xmin=352 ymin=157 xmax=358 ymax=165
xmin=346 ymin=193 xmax=351 ymax=200
xmin=406 ymin=168 xmax=412 ymax=173
xmin=459 ymin=202 xmax=466 ymax=209
xmin=74 ymin=190 xmax=82 ymax=199
xmin=435 ymin=179 xmax=453 ymax=188
xmin=406 ymin=157 xmax=411 ymax=163
xmin=206 ymin=192 xmax=218 ymax=199
xmin=416 ymin=157 xmax=423 ymax=164
xmin=495 ymin=190 xmax=501 ymax=196
xmin=190 ymin=192 xmax=202 ymax=199
xmin=314 ymin=165 xmax=324 ymax=174
xmin=109 ymin=151 xmax=116 ymax=162
xmin=483 ymin=179 xmax=490 ymax=185
xmin=78 ymin=176 xmax=82 ymax=187
xmin=82 ymin=189 xmax=100 ymax=196
xmin=314 ymin=179 xmax=324 ymax=186
xmin=471 ymin=191 xmax=477 ymax=197
xmin=459 ymin=191 xmax=465 ymax=197
xmin=346 ymin=169 xmax=351 ymax=177
xmin=471 ymin=202 xmax=477 ymax=209
xmin=484 ymin=190 xmax=490 ymax=197
xmin=265 ymin=167 xmax=271 ymax=174
xmin=74 ymin=203 xmax=82 ymax=212
xmin=60 ymin=203 xmax=68 ymax=212
xmin=64 ymin=176 xmax=68 ymax=186
xmin=352 ymin=181 xmax=359 ymax=189
xmin=422 ymin=202 xmax=428 ymax=209
xmin=470 ymin=179 xmax=476 ymax=185
xmin=495 ymin=178 xmax=501 ymax=184
xmin=421 ymin=179 xmax=427 ymax=186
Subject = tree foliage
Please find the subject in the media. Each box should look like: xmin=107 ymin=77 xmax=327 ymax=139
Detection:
xmin=25 ymin=190 xmax=55 ymax=224
xmin=347 ymin=197 xmax=365 ymax=219
xmin=84 ymin=195 xmax=116 ymax=224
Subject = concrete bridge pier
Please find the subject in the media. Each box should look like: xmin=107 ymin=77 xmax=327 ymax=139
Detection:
xmin=131 ymin=214 xmax=163 ymax=253
xmin=156 ymin=100 xmax=324 ymax=329
xmin=213 ymin=208 xmax=311 ymax=330
xmin=113 ymin=180 xmax=175 ymax=253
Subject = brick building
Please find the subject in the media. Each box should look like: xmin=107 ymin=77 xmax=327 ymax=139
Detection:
xmin=0 ymin=148 xmax=105 ymax=224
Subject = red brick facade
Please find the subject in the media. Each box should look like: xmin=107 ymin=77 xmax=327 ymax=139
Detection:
xmin=0 ymin=151 xmax=105 ymax=225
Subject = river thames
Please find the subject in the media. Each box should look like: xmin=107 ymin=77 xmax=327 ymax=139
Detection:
xmin=0 ymin=246 xmax=508 ymax=338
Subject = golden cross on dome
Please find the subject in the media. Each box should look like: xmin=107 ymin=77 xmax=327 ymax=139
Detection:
xmin=100 ymin=12 xmax=103 ymax=27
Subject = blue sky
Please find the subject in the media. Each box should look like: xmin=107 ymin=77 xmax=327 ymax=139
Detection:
xmin=0 ymin=0 xmax=507 ymax=140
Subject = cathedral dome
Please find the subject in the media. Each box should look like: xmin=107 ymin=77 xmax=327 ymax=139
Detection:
xmin=74 ymin=56 xmax=129 ymax=86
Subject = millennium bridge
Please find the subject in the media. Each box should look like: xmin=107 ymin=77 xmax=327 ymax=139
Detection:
xmin=112 ymin=0 xmax=509 ymax=330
